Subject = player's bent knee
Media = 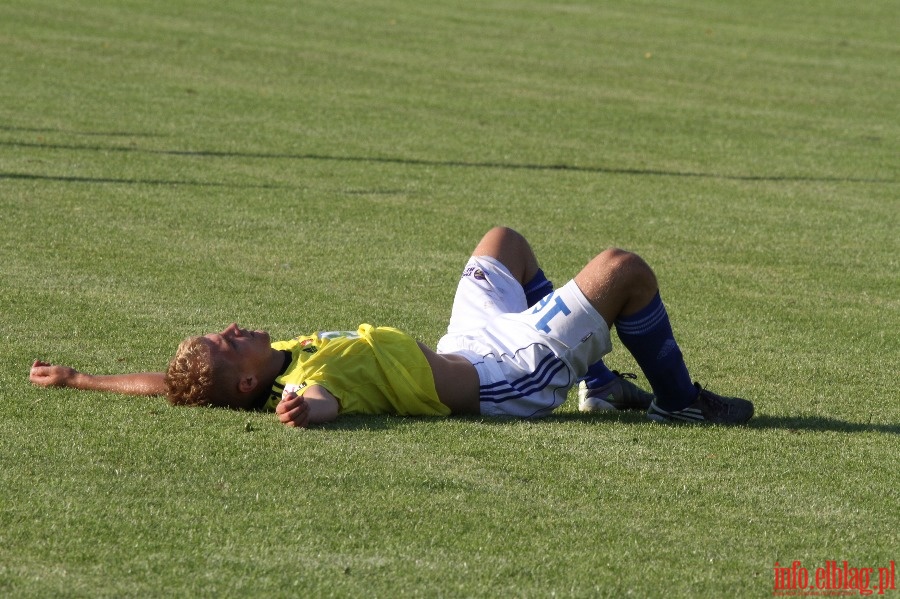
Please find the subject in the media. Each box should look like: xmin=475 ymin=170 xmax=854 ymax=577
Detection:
xmin=598 ymin=248 xmax=657 ymax=288
xmin=473 ymin=226 xmax=537 ymax=284
xmin=483 ymin=226 xmax=525 ymax=246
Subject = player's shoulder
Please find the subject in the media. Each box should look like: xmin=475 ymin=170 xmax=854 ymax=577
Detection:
xmin=271 ymin=333 xmax=317 ymax=351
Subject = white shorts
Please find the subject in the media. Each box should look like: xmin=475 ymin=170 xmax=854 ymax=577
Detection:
xmin=437 ymin=256 xmax=612 ymax=418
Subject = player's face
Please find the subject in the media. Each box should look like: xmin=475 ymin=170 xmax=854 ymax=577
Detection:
xmin=203 ymin=323 xmax=272 ymax=373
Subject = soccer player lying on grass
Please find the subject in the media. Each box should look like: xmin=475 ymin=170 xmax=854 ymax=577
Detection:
xmin=29 ymin=227 xmax=754 ymax=426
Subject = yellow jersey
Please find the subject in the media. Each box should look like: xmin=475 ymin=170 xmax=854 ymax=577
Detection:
xmin=258 ymin=324 xmax=450 ymax=417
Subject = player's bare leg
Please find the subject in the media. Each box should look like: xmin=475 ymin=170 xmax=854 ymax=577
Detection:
xmin=470 ymin=226 xmax=540 ymax=285
xmin=573 ymin=248 xmax=658 ymax=324
xmin=574 ymin=248 xmax=753 ymax=424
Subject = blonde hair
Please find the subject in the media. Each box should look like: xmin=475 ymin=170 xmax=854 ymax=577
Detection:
xmin=165 ymin=336 xmax=218 ymax=407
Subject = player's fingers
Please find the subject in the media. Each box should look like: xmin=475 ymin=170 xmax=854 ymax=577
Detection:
xmin=29 ymin=364 xmax=49 ymax=384
xmin=291 ymin=400 xmax=310 ymax=428
xmin=292 ymin=399 xmax=310 ymax=428
xmin=30 ymin=360 xmax=48 ymax=373
xmin=276 ymin=392 xmax=299 ymax=415
xmin=278 ymin=398 xmax=309 ymax=427
xmin=277 ymin=399 xmax=302 ymax=422
xmin=278 ymin=411 xmax=295 ymax=425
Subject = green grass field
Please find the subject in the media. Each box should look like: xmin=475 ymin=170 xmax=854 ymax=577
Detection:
xmin=1 ymin=0 xmax=897 ymax=596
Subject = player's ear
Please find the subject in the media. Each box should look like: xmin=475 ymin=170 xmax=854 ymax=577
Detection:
xmin=238 ymin=374 xmax=258 ymax=394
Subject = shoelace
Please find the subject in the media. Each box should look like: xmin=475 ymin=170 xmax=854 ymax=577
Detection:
xmin=612 ymin=370 xmax=639 ymax=380
xmin=697 ymin=387 xmax=732 ymax=417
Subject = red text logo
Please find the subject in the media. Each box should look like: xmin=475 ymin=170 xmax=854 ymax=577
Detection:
xmin=773 ymin=560 xmax=896 ymax=596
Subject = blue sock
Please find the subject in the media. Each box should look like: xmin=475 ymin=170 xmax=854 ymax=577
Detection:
xmin=523 ymin=269 xmax=554 ymax=308
xmin=525 ymin=269 xmax=616 ymax=388
xmin=615 ymin=292 xmax=697 ymax=410
xmin=581 ymin=360 xmax=617 ymax=388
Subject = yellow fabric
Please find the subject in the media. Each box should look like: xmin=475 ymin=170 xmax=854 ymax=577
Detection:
xmin=259 ymin=324 xmax=449 ymax=416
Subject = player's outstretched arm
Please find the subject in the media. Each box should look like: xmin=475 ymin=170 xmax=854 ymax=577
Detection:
xmin=29 ymin=360 xmax=166 ymax=396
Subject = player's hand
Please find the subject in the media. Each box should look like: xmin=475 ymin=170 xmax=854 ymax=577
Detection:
xmin=276 ymin=390 xmax=311 ymax=428
xmin=29 ymin=360 xmax=80 ymax=388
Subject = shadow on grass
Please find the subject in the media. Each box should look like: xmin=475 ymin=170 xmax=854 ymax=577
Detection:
xmin=746 ymin=415 xmax=899 ymax=435
xmin=0 ymin=171 xmax=290 ymax=189
xmin=0 ymin=125 xmax=166 ymax=137
xmin=313 ymin=412 xmax=900 ymax=435
xmin=1 ymin=139 xmax=894 ymax=185
xmin=542 ymin=412 xmax=900 ymax=434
